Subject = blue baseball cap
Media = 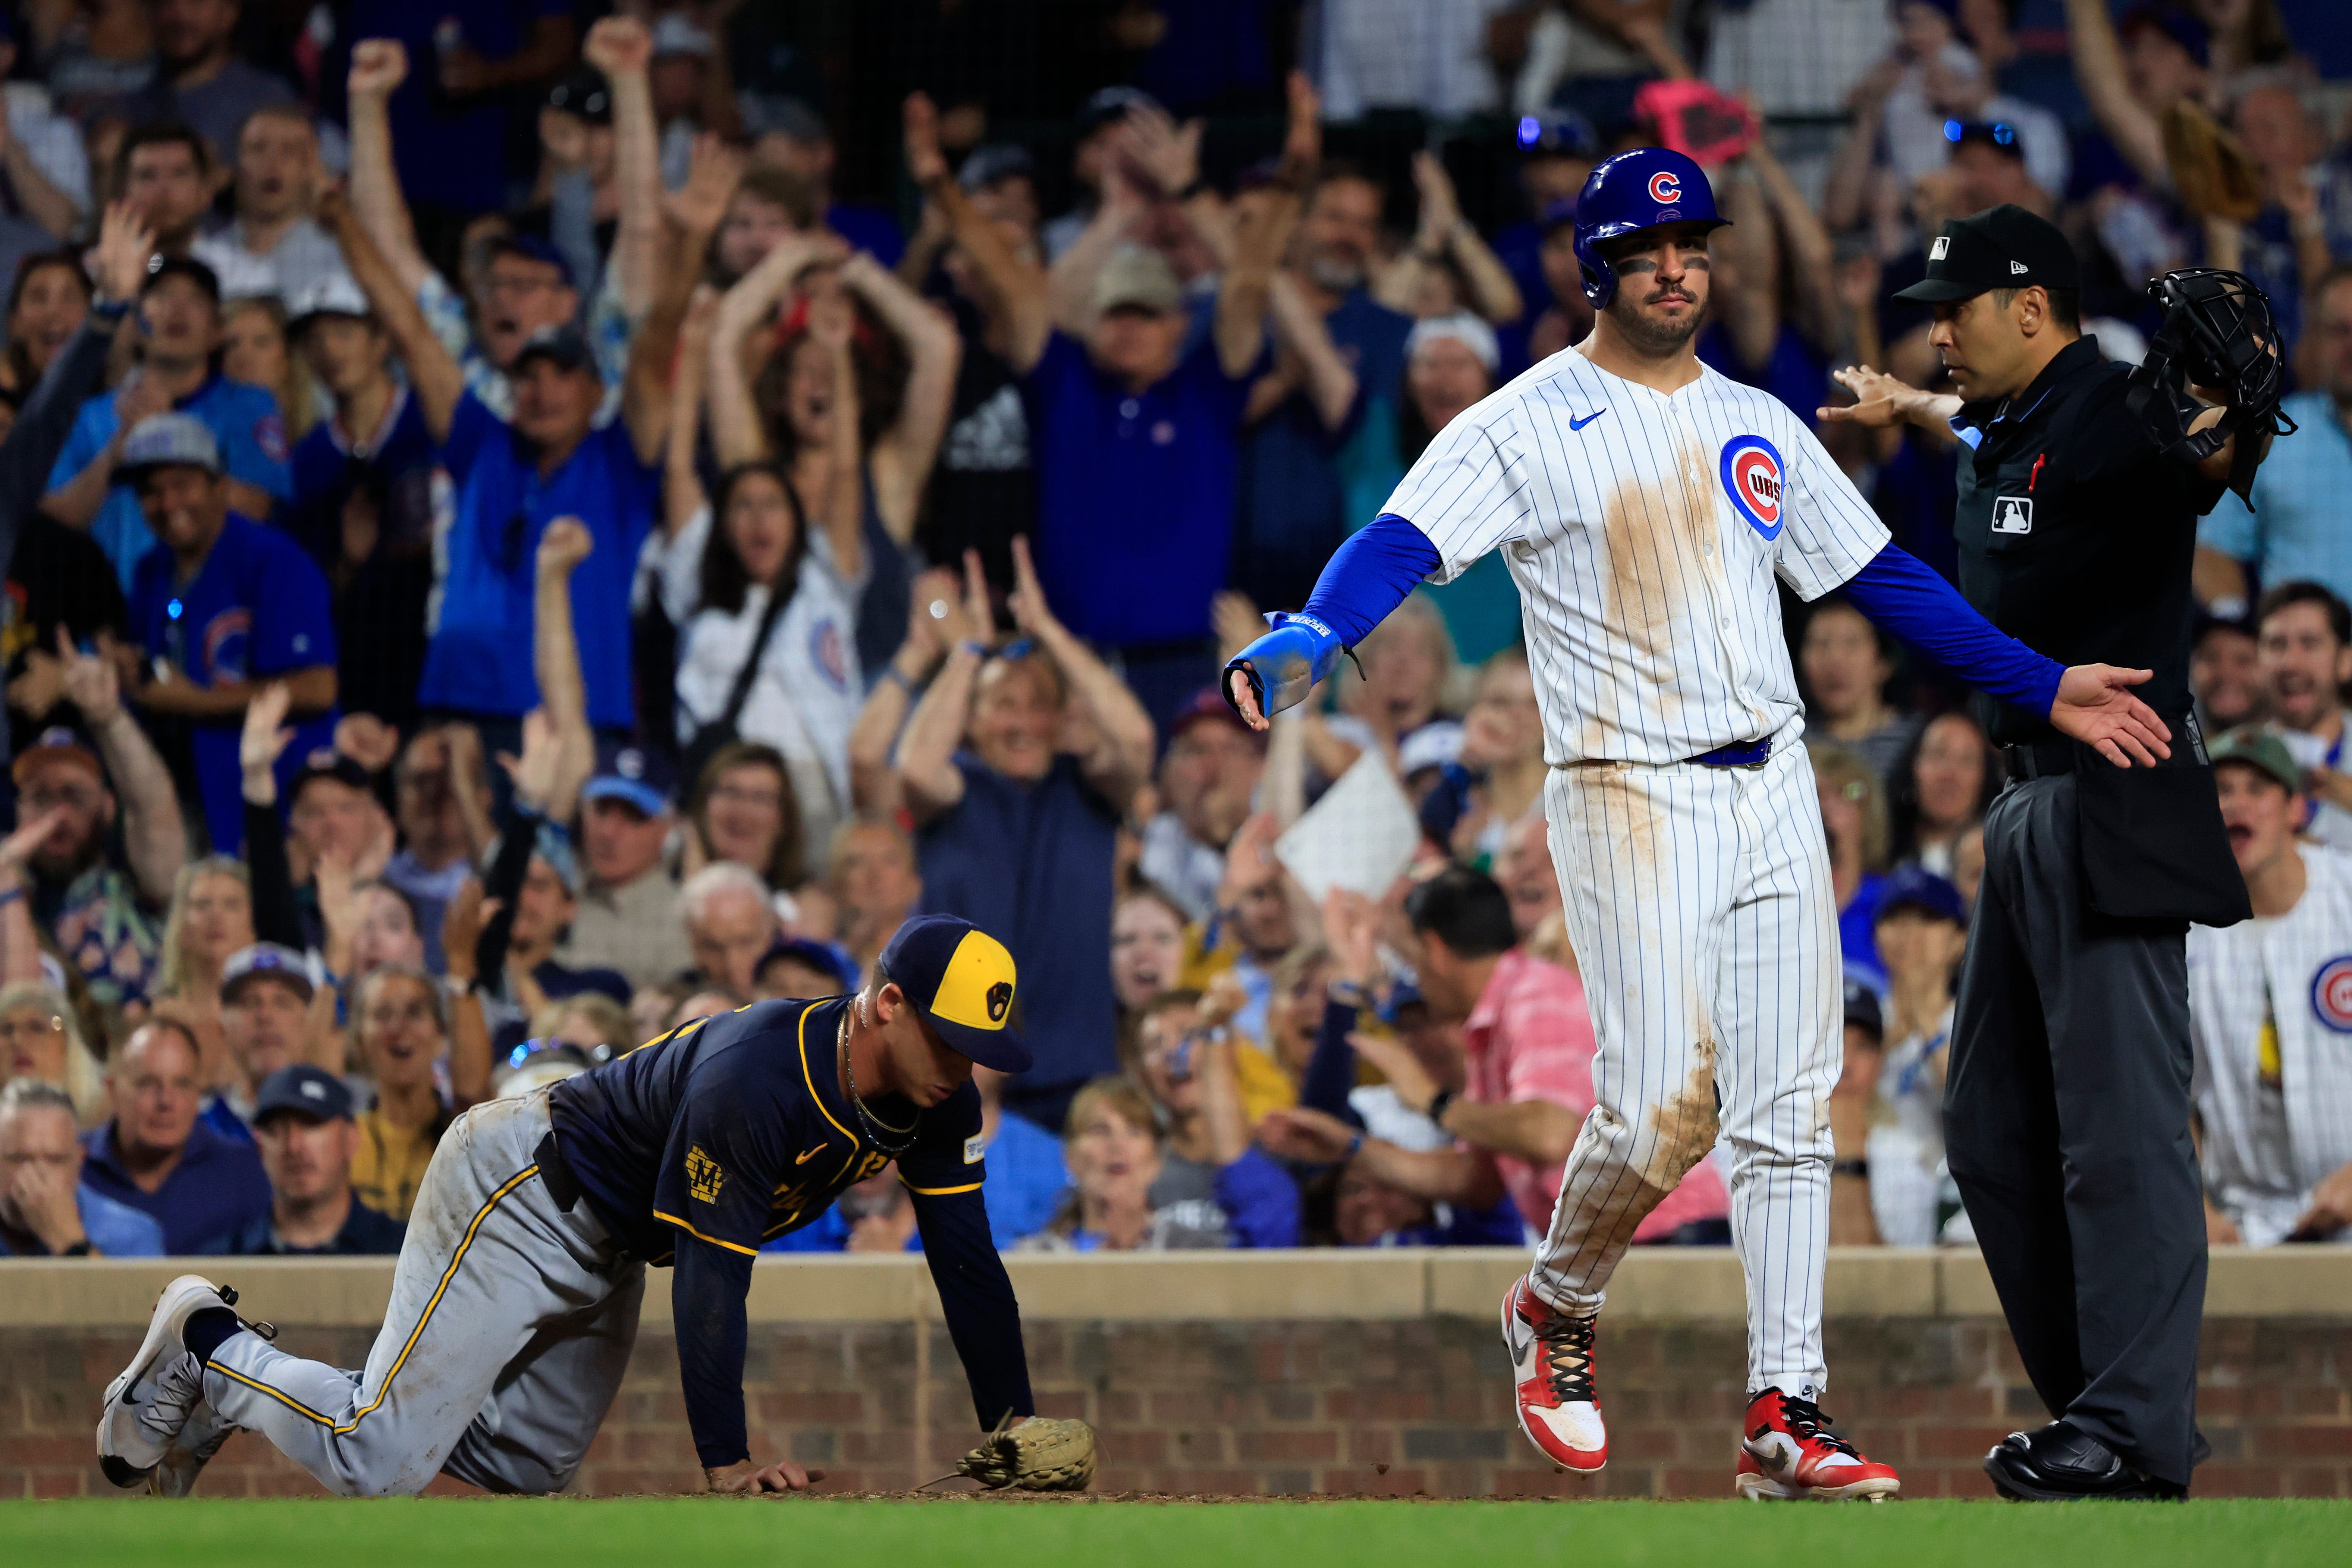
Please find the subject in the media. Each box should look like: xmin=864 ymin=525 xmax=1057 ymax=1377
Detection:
xmin=222 ymin=942 xmax=314 ymax=1003
xmin=1873 ymin=864 xmax=1968 ymax=928
xmin=119 ymin=413 xmax=223 ymax=481
xmin=1516 ymin=111 xmax=1599 ymax=160
xmin=757 ymin=935 xmax=860 ymax=995
xmin=511 ymin=322 xmax=596 ymax=376
xmin=581 ymin=740 xmax=675 ymax=818
xmin=877 ymin=914 xmax=1029 ymax=1074
xmin=489 ymin=232 xmax=577 ymax=291
xmin=1843 ymin=977 xmax=1884 ymax=1042
xmin=254 ymin=1063 xmax=354 ymax=1124
xmin=959 ymin=142 xmax=1035 ymax=194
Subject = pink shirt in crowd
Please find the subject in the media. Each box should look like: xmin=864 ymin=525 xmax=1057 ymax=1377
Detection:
xmin=1460 ymin=948 xmax=1732 ymax=1240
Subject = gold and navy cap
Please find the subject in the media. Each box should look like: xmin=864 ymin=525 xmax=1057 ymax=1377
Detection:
xmin=878 ymin=915 xmax=1029 ymax=1074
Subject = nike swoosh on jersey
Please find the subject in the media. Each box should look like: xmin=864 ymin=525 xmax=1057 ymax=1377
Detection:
xmin=1568 ymin=408 xmax=1608 ymax=431
xmin=795 ymin=1144 xmax=827 ymax=1164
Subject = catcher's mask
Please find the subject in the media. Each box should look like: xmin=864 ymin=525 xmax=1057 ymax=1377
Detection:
xmin=2133 ymin=268 xmax=2298 ymax=507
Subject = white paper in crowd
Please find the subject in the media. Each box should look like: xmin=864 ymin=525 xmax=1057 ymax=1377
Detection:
xmin=1276 ymin=752 xmax=1420 ymax=903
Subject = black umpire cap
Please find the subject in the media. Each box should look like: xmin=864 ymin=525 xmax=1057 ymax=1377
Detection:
xmin=877 ymin=915 xmax=1030 ymax=1075
xmin=1894 ymin=204 xmax=2079 ymax=304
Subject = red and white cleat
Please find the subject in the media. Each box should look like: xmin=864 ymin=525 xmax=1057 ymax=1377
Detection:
xmin=1736 ymin=1388 xmax=1901 ymax=1501
xmin=1500 ymin=1277 xmax=1607 ymax=1472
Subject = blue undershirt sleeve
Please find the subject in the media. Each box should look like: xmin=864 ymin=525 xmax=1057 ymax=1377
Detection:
xmin=1840 ymin=543 xmax=2063 ymax=717
xmin=1298 ymin=514 xmax=1443 ymax=647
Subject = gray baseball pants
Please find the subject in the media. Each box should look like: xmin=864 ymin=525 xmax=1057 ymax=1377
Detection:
xmin=203 ymin=1090 xmax=647 ymax=1496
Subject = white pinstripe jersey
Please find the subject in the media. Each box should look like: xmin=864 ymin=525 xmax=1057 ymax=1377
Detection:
xmin=1385 ymin=351 xmax=1890 ymax=767
xmin=2187 ymin=845 xmax=2352 ymax=1245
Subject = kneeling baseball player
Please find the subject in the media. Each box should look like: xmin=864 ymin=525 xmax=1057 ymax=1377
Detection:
xmin=97 ymin=915 xmax=1095 ymax=1498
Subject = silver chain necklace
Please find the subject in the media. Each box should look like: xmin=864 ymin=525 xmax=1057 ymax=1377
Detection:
xmin=838 ymin=1006 xmax=916 ymax=1156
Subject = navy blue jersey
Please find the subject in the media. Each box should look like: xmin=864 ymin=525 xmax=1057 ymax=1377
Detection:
xmin=549 ymin=997 xmax=986 ymax=1263
xmin=548 ymin=996 xmax=1028 ymax=1467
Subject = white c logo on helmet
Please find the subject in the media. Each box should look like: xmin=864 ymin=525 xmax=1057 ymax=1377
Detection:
xmin=1648 ymin=170 xmax=1682 ymax=204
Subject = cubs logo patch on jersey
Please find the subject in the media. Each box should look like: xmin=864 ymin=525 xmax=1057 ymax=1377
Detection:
xmin=2311 ymin=955 xmax=2352 ymax=1033
xmin=1719 ymin=434 xmax=1785 ymax=541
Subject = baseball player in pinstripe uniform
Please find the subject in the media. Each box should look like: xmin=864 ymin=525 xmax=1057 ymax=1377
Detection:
xmin=2189 ymin=727 xmax=2352 ymax=1248
xmin=1223 ymin=148 xmax=2171 ymax=1500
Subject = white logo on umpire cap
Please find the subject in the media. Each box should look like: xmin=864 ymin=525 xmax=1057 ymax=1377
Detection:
xmin=1931 ymin=236 xmax=1950 ymax=260
xmin=2010 ymin=260 xmax=2029 ymax=274
xmin=302 ymin=1080 xmax=326 ymax=1100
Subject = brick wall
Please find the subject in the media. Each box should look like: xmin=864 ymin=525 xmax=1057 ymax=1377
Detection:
xmin=11 ymin=1315 xmax=2351 ymax=1499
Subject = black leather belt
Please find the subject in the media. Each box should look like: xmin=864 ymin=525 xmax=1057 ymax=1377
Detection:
xmin=2004 ymin=723 xmax=2207 ymax=781
xmin=2001 ymin=741 xmax=2078 ymax=779
xmin=534 ymin=1130 xmax=581 ymax=1213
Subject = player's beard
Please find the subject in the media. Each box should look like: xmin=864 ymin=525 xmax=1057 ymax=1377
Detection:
xmin=1604 ymin=286 xmax=1706 ymax=357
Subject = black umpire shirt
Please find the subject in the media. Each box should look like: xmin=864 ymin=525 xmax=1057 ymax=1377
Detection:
xmin=1951 ymin=333 xmax=2248 ymax=923
xmin=550 ymin=998 xmax=1034 ymax=1468
xmin=1951 ymin=335 xmax=2226 ymax=748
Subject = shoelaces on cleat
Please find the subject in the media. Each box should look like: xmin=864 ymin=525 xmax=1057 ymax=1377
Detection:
xmin=1533 ymin=1311 xmax=1598 ymax=1404
xmin=1771 ymin=1395 xmax=1862 ymax=1458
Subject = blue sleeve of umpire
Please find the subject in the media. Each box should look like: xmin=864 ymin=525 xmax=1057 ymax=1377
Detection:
xmin=672 ymin=1232 xmax=757 ymax=1468
xmin=1840 ymin=543 xmax=2065 ymax=716
xmin=912 ymin=1188 xmax=1036 ymax=1429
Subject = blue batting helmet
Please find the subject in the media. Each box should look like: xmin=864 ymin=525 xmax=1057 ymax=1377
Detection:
xmin=1571 ymin=148 xmax=1729 ymax=309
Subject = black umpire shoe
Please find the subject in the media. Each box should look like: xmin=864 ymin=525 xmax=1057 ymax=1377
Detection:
xmin=1983 ymin=1421 xmax=2188 ymax=1501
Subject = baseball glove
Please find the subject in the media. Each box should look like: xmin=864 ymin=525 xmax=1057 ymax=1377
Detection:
xmin=2161 ymin=100 xmax=2264 ymax=224
xmin=953 ymin=1415 xmax=1097 ymax=1491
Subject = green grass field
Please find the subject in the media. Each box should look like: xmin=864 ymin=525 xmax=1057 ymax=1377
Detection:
xmin=9 ymin=1497 xmax=2349 ymax=1568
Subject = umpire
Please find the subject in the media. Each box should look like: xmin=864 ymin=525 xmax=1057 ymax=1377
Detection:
xmin=1827 ymin=205 xmax=2289 ymax=1501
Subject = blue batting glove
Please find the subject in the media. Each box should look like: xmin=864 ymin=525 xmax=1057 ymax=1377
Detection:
xmin=1222 ymin=612 xmax=1344 ymax=723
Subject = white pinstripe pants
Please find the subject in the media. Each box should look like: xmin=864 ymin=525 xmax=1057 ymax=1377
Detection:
xmin=1530 ymin=741 xmax=1841 ymax=1399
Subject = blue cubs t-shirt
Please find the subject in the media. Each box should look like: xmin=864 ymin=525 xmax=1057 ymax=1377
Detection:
xmin=129 ymin=514 xmax=336 ymax=854
xmin=51 ymin=374 xmax=292 ymax=593
xmin=417 ymin=389 xmax=657 ymax=728
xmin=1023 ymin=326 xmax=1260 ymax=648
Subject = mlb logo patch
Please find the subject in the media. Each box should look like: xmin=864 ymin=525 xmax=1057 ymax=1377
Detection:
xmin=1718 ymin=434 xmax=1786 ymax=541
xmin=1991 ymin=496 xmax=2033 ymax=535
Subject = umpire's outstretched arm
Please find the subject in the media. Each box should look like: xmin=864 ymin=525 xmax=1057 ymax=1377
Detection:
xmin=913 ymin=1187 xmax=1036 ymax=1428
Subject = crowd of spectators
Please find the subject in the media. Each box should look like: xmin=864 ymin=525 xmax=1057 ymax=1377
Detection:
xmin=3 ymin=0 xmax=2352 ymax=1262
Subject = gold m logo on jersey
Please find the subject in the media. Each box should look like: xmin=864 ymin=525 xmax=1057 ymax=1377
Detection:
xmin=686 ymin=1145 xmax=726 ymax=1204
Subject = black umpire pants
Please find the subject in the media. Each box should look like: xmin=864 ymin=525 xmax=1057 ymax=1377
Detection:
xmin=1945 ymin=772 xmax=2206 ymax=1489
